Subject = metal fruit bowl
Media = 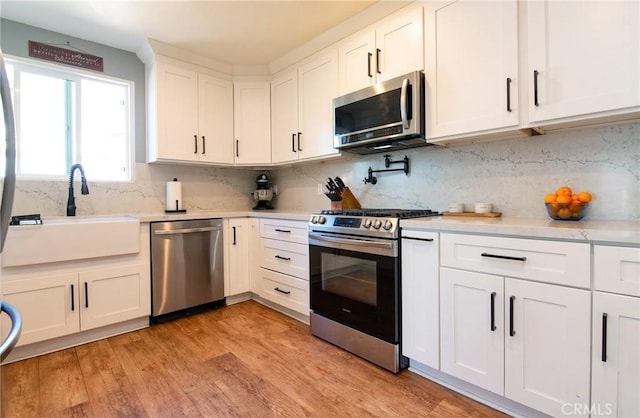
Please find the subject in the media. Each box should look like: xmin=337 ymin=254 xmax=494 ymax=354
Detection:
xmin=545 ymin=202 xmax=589 ymax=221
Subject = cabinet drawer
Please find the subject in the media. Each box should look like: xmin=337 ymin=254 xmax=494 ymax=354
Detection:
xmin=594 ymin=245 xmax=640 ymax=297
xmin=259 ymin=268 xmax=309 ymax=315
xmin=260 ymin=238 xmax=309 ymax=279
xmin=441 ymin=233 xmax=590 ymax=288
xmin=260 ymin=219 xmax=308 ymax=244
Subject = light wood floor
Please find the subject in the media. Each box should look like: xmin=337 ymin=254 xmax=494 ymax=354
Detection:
xmin=2 ymin=301 xmax=506 ymax=417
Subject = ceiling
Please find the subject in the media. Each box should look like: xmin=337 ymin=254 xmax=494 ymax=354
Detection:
xmin=0 ymin=0 xmax=397 ymax=69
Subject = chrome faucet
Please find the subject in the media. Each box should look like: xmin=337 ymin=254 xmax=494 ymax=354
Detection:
xmin=66 ymin=163 xmax=89 ymax=216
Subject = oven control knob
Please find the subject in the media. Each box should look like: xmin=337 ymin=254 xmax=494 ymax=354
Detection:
xmin=311 ymin=216 xmax=318 ymax=224
xmin=373 ymin=220 xmax=382 ymax=229
xmin=363 ymin=218 xmax=372 ymax=228
xmin=383 ymin=220 xmax=393 ymax=230
xmin=317 ymin=216 xmax=326 ymax=224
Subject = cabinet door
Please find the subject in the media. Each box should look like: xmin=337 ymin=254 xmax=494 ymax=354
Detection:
xmin=338 ymin=31 xmax=376 ymax=94
xmin=592 ymin=292 xmax=640 ymax=418
xmin=79 ymin=264 xmax=150 ymax=331
xmin=227 ymin=218 xmax=250 ymax=296
xmin=527 ymin=1 xmax=640 ymax=124
xmin=504 ymin=279 xmax=591 ymax=417
xmin=233 ymin=82 xmax=271 ymax=165
xmin=401 ymin=231 xmax=439 ymax=369
xmin=375 ymin=7 xmax=423 ymax=83
xmin=1 ymin=274 xmax=79 ymax=345
xmin=198 ymin=74 xmax=234 ymax=164
xmin=297 ymin=50 xmax=340 ymax=160
xmin=425 ymin=0 xmax=518 ymax=140
xmin=271 ymin=69 xmax=299 ymax=163
xmin=156 ymin=62 xmax=199 ymax=161
xmin=440 ymin=267 xmax=504 ymax=395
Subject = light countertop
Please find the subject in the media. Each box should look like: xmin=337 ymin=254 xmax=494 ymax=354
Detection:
xmin=401 ymin=216 xmax=640 ymax=245
xmin=131 ymin=211 xmax=638 ymax=245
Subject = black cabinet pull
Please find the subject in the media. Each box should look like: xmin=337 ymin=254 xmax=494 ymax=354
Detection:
xmin=376 ymin=48 xmax=381 ymax=74
xmin=71 ymin=284 xmax=75 ymax=311
xmin=367 ymin=52 xmax=373 ymax=78
xmin=274 ymin=287 xmax=291 ymax=295
xmin=292 ymin=133 xmax=296 ymax=153
xmin=601 ymin=313 xmax=608 ymax=362
xmin=202 ymin=136 xmax=206 ymax=155
xmin=232 ymin=226 xmax=237 ymax=245
xmin=193 ymin=134 xmax=198 ymax=154
xmin=506 ymin=77 xmax=512 ymax=112
xmin=236 ymin=140 xmax=239 ymax=158
xmin=274 ymin=228 xmax=291 ymax=233
xmin=481 ymin=252 xmax=527 ymax=262
xmin=533 ymin=70 xmax=539 ymax=107
xmin=297 ymin=132 xmax=302 ymax=152
xmin=274 ymin=255 xmax=291 ymax=261
xmin=84 ymin=282 xmax=89 ymax=308
xmin=490 ymin=292 xmax=497 ymax=331
xmin=509 ymin=296 xmax=516 ymax=336
xmin=403 ymin=236 xmax=434 ymax=242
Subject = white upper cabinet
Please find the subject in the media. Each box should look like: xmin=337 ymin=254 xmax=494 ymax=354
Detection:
xmin=233 ymin=81 xmax=271 ymax=165
xmin=271 ymin=69 xmax=299 ymax=163
xmin=148 ymin=60 xmax=234 ymax=164
xmin=526 ymin=0 xmax=640 ymax=126
xmin=338 ymin=6 xmax=423 ymax=95
xmin=425 ymin=0 xmax=519 ymax=141
xmin=198 ymin=73 xmax=234 ymax=164
xmin=271 ymin=50 xmax=340 ymax=163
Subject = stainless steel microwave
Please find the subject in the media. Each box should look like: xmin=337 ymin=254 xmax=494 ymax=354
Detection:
xmin=333 ymin=71 xmax=426 ymax=155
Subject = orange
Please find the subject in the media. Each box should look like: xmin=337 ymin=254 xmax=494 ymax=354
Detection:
xmin=544 ymin=193 xmax=557 ymax=203
xmin=577 ymin=191 xmax=592 ymax=203
xmin=556 ymin=186 xmax=573 ymax=196
xmin=571 ymin=194 xmax=581 ymax=202
xmin=557 ymin=208 xmax=572 ymax=218
xmin=556 ymin=194 xmax=572 ymax=204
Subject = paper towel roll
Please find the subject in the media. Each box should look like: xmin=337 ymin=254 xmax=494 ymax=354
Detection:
xmin=166 ymin=178 xmax=183 ymax=212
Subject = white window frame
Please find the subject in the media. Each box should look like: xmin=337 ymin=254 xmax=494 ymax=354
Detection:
xmin=7 ymin=55 xmax=135 ymax=182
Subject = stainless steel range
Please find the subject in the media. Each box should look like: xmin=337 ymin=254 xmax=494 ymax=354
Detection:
xmin=308 ymin=208 xmax=440 ymax=373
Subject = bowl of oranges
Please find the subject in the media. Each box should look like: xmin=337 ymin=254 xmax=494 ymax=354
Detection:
xmin=544 ymin=186 xmax=592 ymax=221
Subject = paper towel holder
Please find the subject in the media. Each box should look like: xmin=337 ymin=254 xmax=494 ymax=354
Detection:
xmin=165 ymin=178 xmax=187 ymax=214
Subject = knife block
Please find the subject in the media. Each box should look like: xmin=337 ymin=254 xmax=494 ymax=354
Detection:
xmin=340 ymin=187 xmax=361 ymax=210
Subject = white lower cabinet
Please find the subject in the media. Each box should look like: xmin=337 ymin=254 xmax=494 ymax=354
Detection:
xmin=401 ymin=230 xmax=440 ymax=369
xmin=257 ymin=219 xmax=309 ymax=315
xmin=439 ymin=267 xmax=591 ymax=416
xmin=440 ymin=268 xmax=504 ymax=394
xmin=592 ymin=292 xmax=640 ymax=418
xmin=438 ymin=232 xmax=592 ymax=416
xmin=2 ymin=263 xmax=150 ymax=346
xmin=225 ymin=218 xmax=251 ymax=296
xmin=504 ymin=278 xmax=591 ymax=417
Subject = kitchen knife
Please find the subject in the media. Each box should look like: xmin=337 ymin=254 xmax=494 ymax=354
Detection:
xmin=327 ymin=177 xmax=338 ymax=192
xmin=334 ymin=176 xmax=346 ymax=192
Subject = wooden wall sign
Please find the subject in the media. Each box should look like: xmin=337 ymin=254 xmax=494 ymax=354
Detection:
xmin=28 ymin=40 xmax=104 ymax=72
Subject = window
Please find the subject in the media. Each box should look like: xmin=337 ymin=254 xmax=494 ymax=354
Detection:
xmin=6 ymin=57 xmax=133 ymax=181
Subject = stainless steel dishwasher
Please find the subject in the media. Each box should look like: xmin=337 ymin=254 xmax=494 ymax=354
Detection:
xmin=150 ymin=218 xmax=224 ymax=322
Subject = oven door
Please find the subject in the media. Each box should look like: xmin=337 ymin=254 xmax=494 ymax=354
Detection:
xmin=309 ymin=232 xmax=399 ymax=344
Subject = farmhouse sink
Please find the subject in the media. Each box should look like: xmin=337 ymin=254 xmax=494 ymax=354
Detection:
xmin=2 ymin=216 xmax=140 ymax=267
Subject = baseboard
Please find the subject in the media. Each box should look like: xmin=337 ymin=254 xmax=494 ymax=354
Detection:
xmin=2 ymin=316 xmax=149 ymax=364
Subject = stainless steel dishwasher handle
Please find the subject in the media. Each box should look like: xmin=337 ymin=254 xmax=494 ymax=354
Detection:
xmin=0 ymin=302 xmax=22 ymax=361
xmin=154 ymin=226 xmax=223 ymax=235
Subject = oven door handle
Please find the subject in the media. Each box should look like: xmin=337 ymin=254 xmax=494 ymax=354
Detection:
xmin=309 ymin=233 xmax=394 ymax=249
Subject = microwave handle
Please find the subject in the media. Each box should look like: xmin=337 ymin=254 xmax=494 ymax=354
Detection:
xmin=400 ymin=77 xmax=410 ymax=129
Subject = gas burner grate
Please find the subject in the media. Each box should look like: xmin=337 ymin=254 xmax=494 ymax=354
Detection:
xmin=319 ymin=208 xmax=441 ymax=219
